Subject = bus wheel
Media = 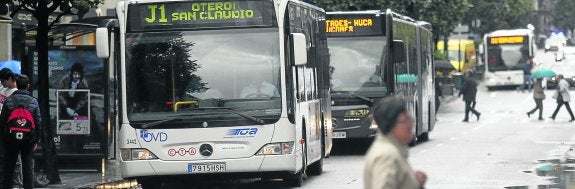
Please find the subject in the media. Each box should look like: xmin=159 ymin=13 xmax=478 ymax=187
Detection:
xmin=138 ymin=178 xmax=161 ymax=189
xmin=419 ymin=132 xmax=429 ymax=142
xmin=307 ymin=156 xmax=323 ymax=176
xmin=284 ymin=172 xmax=304 ymax=187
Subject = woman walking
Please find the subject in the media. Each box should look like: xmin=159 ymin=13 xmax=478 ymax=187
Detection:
xmin=550 ymin=74 xmax=575 ymax=121
xmin=527 ymin=78 xmax=545 ymax=120
xmin=364 ymin=96 xmax=427 ymax=189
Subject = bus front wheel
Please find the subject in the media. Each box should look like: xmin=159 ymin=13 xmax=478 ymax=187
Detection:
xmin=284 ymin=172 xmax=304 ymax=187
xmin=307 ymin=156 xmax=323 ymax=176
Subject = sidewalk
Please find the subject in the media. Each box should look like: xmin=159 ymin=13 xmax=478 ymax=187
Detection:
xmin=38 ymin=160 xmax=129 ymax=189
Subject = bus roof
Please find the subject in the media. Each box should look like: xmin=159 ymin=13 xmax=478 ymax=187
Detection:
xmin=327 ymin=9 xmax=417 ymax=24
xmin=489 ymin=29 xmax=533 ymax=37
xmin=289 ymin=0 xmax=325 ymax=12
xmin=327 ymin=10 xmax=383 ymax=15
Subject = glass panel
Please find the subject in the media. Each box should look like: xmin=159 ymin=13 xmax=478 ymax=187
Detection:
xmin=327 ymin=36 xmax=387 ymax=96
xmin=125 ymin=28 xmax=281 ymax=127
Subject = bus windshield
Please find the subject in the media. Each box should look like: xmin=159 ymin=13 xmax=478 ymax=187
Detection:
xmin=125 ymin=28 xmax=281 ymax=127
xmin=327 ymin=36 xmax=388 ymax=96
xmin=487 ymin=37 xmax=529 ymax=72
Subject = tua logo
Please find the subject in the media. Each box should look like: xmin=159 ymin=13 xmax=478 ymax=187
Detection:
xmin=140 ymin=129 xmax=168 ymax=142
xmin=228 ymin=128 xmax=258 ymax=136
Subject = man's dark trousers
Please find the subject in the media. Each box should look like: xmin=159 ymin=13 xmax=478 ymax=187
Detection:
xmin=464 ymin=100 xmax=480 ymax=120
xmin=3 ymin=141 xmax=34 ymax=189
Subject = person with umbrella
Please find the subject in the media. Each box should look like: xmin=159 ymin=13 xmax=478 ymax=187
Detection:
xmin=527 ymin=78 xmax=545 ymax=120
xmin=528 ymin=69 xmax=556 ymax=121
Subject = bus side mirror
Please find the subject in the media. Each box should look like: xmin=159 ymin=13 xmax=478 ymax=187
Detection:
xmin=96 ymin=28 xmax=110 ymax=59
xmin=291 ymin=33 xmax=307 ymax=66
xmin=478 ymin=44 xmax=484 ymax=54
xmin=392 ymin=40 xmax=405 ymax=64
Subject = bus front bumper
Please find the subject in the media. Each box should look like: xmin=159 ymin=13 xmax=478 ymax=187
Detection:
xmin=120 ymin=154 xmax=298 ymax=179
xmin=332 ymin=117 xmax=375 ymax=140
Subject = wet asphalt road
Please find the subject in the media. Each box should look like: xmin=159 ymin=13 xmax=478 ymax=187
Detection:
xmin=78 ymin=49 xmax=575 ymax=189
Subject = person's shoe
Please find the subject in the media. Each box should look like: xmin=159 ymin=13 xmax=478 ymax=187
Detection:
xmin=527 ymin=112 xmax=531 ymax=118
xmin=549 ymin=116 xmax=555 ymax=121
xmin=476 ymin=113 xmax=481 ymax=121
xmin=462 ymin=119 xmax=469 ymax=122
xmin=538 ymin=117 xmax=544 ymax=121
xmin=570 ymin=119 xmax=575 ymax=122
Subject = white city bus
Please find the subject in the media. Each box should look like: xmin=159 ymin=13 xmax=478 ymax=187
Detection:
xmin=484 ymin=29 xmax=537 ymax=90
xmin=95 ymin=0 xmax=332 ymax=187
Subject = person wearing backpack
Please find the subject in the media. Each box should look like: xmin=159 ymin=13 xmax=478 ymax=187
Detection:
xmin=1 ymin=74 xmax=41 ymax=189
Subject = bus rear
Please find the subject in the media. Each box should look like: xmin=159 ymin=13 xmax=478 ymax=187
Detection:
xmin=484 ymin=31 xmax=533 ymax=88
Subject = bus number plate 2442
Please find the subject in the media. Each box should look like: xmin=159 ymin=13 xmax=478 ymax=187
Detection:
xmin=188 ymin=163 xmax=226 ymax=173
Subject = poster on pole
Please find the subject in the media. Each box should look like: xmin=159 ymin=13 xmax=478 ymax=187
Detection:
xmin=56 ymin=89 xmax=91 ymax=135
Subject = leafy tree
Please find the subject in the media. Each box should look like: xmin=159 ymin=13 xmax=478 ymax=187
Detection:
xmin=553 ymin=0 xmax=575 ymax=33
xmin=0 ymin=0 xmax=103 ymax=181
xmin=305 ymin=0 xmax=416 ymax=15
xmin=464 ymin=0 xmax=534 ymax=36
xmin=306 ymin=0 xmax=470 ymax=49
xmin=418 ymin=0 xmax=470 ymax=48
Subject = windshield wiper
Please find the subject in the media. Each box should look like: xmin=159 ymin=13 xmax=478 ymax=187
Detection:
xmin=140 ymin=107 xmax=266 ymax=128
xmin=190 ymin=107 xmax=266 ymax=125
xmin=332 ymin=91 xmax=374 ymax=105
xmin=219 ymin=109 xmax=266 ymax=125
xmin=139 ymin=110 xmax=226 ymax=129
xmin=140 ymin=118 xmax=183 ymax=129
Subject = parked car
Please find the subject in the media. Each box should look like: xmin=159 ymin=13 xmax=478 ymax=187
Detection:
xmin=545 ymin=62 xmax=575 ymax=89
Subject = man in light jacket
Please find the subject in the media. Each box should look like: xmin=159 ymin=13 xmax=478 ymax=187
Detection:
xmin=364 ymin=96 xmax=426 ymax=189
xmin=550 ymin=74 xmax=575 ymax=121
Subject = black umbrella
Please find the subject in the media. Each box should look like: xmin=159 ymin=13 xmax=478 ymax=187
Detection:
xmin=434 ymin=60 xmax=455 ymax=70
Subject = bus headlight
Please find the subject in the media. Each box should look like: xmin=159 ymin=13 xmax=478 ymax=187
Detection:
xmin=256 ymin=142 xmax=294 ymax=155
xmin=489 ymin=79 xmax=496 ymax=83
xmin=121 ymin=148 xmax=158 ymax=161
xmin=545 ymin=45 xmax=550 ymax=49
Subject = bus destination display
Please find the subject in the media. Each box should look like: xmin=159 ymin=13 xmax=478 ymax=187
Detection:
xmin=128 ymin=1 xmax=276 ymax=31
xmin=326 ymin=15 xmax=383 ymax=37
xmin=489 ymin=36 xmax=525 ymax=45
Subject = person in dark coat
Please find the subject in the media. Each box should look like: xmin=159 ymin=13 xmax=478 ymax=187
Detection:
xmin=435 ymin=80 xmax=442 ymax=113
xmin=1 ymin=74 xmax=41 ymax=189
xmin=458 ymin=71 xmax=481 ymax=122
xmin=517 ymin=57 xmax=534 ymax=93
xmin=527 ymin=78 xmax=545 ymax=120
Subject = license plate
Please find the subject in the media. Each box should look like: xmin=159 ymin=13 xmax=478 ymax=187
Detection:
xmin=188 ymin=163 xmax=226 ymax=173
xmin=333 ymin=132 xmax=347 ymax=139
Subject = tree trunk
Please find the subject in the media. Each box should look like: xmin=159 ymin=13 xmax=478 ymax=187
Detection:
xmin=443 ymin=35 xmax=448 ymax=54
xmin=35 ymin=3 xmax=61 ymax=182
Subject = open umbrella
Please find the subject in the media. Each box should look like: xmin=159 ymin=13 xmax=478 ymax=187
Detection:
xmin=532 ymin=69 xmax=556 ymax=78
xmin=434 ymin=60 xmax=455 ymax=70
xmin=396 ymin=74 xmax=418 ymax=83
xmin=0 ymin=60 xmax=21 ymax=74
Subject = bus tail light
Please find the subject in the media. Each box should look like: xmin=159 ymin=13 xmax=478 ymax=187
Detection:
xmin=256 ymin=142 xmax=294 ymax=156
xmin=121 ymin=148 xmax=158 ymax=161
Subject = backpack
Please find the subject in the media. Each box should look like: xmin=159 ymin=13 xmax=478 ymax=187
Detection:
xmin=6 ymin=96 xmax=36 ymax=143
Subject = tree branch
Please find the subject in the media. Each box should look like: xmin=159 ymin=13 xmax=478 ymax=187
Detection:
xmin=49 ymin=11 xmax=75 ymax=28
xmin=9 ymin=4 xmax=23 ymax=18
xmin=47 ymin=0 xmax=62 ymax=13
